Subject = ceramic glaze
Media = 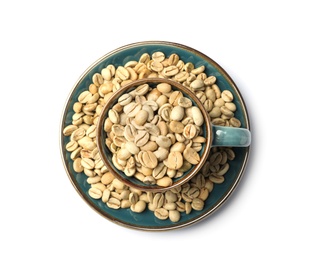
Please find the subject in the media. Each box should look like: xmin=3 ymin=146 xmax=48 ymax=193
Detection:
xmin=60 ymin=41 xmax=251 ymax=231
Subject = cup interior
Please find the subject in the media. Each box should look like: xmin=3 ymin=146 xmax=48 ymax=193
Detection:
xmin=96 ymin=78 xmax=212 ymax=192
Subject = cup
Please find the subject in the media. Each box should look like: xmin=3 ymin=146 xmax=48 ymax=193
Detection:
xmin=96 ymin=78 xmax=251 ymax=192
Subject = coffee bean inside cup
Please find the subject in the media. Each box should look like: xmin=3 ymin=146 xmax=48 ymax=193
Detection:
xmin=104 ymin=82 xmax=206 ymax=187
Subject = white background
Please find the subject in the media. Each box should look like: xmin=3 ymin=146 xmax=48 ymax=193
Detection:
xmin=1 ymin=1 xmax=309 ymax=259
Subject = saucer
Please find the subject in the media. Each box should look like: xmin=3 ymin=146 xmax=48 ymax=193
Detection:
xmin=60 ymin=41 xmax=250 ymax=231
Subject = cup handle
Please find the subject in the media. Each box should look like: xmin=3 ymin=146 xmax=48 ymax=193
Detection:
xmin=212 ymin=125 xmax=251 ymax=147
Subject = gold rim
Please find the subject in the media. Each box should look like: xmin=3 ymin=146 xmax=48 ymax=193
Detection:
xmin=96 ymin=77 xmax=212 ymax=193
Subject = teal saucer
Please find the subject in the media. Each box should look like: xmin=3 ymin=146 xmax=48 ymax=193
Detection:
xmin=60 ymin=41 xmax=251 ymax=231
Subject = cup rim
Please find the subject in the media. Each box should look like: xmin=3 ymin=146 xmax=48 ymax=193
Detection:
xmin=96 ymin=77 xmax=212 ymax=192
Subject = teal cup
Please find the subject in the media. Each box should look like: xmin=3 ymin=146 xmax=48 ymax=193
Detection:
xmin=96 ymin=78 xmax=251 ymax=193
